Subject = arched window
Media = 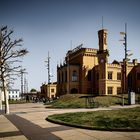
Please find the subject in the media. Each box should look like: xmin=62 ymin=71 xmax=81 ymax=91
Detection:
xmin=72 ymin=70 xmax=78 ymax=81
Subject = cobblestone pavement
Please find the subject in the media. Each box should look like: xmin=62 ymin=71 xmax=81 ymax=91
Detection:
xmin=0 ymin=103 xmax=140 ymax=140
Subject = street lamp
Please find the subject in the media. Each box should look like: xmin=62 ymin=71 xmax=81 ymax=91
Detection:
xmin=45 ymin=52 xmax=53 ymax=99
xmin=20 ymin=68 xmax=27 ymax=98
xmin=120 ymin=23 xmax=132 ymax=106
xmin=120 ymin=23 xmax=127 ymax=106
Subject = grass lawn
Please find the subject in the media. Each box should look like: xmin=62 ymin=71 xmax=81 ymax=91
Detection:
xmin=8 ymin=100 xmax=30 ymax=104
xmin=46 ymin=94 xmax=139 ymax=108
xmin=47 ymin=107 xmax=140 ymax=131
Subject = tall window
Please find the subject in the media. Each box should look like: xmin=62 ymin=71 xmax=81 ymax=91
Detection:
xmin=58 ymin=73 xmax=60 ymax=84
xmin=117 ymin=72 xmax=121 ymax=80
xmin=62 ymin=72 xmax=64 ymax=83
xmin=88 ymin=70 xmax=92 ymax=81
xmin=108 ymin=72 xmax=112 ymax=80
xmin=65 ymin=71 xmax=67 ymax=82
xmin=117 ymin=87 xmax=121 ymax=94
xmin=72 ymin=70 xmax=78 ymax=82
xmin=137 ymin=73 xmax=140 ymax=80
xmin=96 ymin=72 xmax=99 ymax=80
xmin=108 ymin=87 xmax=113 ymax=94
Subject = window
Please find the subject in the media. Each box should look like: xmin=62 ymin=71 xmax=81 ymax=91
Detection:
xmin=96 ymin=73 xmax=99 ymax=80
xmin=137 ymin=73 xmax=140 ymax=80
xmin=108 ymin=87 xmax=113 ymax=94
xmin=72 ymin=70 xmax=78 ymax=81
xmin=51 ymin=95 xmax=54 ymax=99
xmin=117 ymin=87 xmax=121 ymax=94
xmin=58 ymin=73 xmax=60 ymax=84
xmin=65 ymin=71 xmax=67 ymax=82
xmin=117 ymin=72 xmax=121 ymax=80
xmin=62 ymin=72 xmax=64 ymax=82
xmin=88 ymin=70 xmax=92 ymax=81
xmin=51 ymin=89 xmax=54 ymax=93
xmin=108 ymin=72 xmax=112 ymax=80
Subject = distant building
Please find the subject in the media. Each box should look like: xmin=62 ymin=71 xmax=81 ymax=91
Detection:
xmin=57 ymin=29 xmax=140 ymax=95
xmin=23 ymin=91 xmax=38 ymax=100
xmin=8 ymin=89 xmax=20 ymax=100
xmin=40 ymin=83 xmax=57 ymax=99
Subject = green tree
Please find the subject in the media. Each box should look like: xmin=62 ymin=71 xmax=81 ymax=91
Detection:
xmin=30 ymin=88 xmax=37 ymax=92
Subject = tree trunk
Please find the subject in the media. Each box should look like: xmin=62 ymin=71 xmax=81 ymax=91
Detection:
xmin=0 ymin=100 xmax=2 ymax=110
xmin=0 ymin=89 xmax=2 ymax=110
xmin=2 ymin=78 xmax=9 ymax=114
xmin=0 ymin=93 xmax=2 ymax=110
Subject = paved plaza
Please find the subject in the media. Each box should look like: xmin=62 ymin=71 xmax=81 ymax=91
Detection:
xmin=0 ymin=103 xmax=140 ymax=140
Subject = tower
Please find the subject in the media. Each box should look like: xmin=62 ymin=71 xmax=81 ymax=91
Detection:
xmin=97 ymin=29 xmax=109 ymax=95
xmin=97 ymin=29 xmax=109 ymax=63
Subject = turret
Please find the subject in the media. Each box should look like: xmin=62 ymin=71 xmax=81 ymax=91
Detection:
xmin=97 ymin=29 xmax=109 ymax=64
xmin=97 ymin=29 xmax=109 ymax=95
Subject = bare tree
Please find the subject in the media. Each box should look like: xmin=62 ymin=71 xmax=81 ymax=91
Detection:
xmin=0 ymin=86 xmax=2 ymax=110
xmin=0 ymin=26 xmax=28 ymax=114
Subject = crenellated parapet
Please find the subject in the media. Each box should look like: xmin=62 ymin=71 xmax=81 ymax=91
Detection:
xmin=107 ymin=63 xmax=122 ymax=69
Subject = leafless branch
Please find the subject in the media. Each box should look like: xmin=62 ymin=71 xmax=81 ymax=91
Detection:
xmin=0 ymin=26 xmax=28 ymax=93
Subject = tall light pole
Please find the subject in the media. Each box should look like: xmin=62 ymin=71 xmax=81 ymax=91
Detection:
xmin=24 ymin=75 xmax=28 ymax=94
xmin=120 ymin=23 xmax=132 ymax=106
xmin=120 ymin=23 xmax=127 ymax=106
xmin=20 ymin=68 xmax=27 ymax=98
xmin=45 ymin=52 xmax=51 ymax=98
xmin=45 ymin=52 xmax=51 ymax=84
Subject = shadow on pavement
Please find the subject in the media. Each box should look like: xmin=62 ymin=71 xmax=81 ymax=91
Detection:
xmin=0 ymin=131 xmax=22 ymax=138
xmin=5 ymin=114 xmax=72 ymax=140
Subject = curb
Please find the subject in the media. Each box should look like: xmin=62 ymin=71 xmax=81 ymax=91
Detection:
xmin=46 ymin=117 xmax=140 ymax=132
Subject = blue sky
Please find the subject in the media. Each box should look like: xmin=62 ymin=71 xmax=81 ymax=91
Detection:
xmin=0 ymin=0 xmax=140 ymax=91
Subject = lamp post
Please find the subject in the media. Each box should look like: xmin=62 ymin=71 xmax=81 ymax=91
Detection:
xmin=120 ymin=23 xmax=127 ymax=106
xmin=45 ymin=52 xmax=52 ymax=99
xmin=20 ymin=68 xmax=27 ymax=98
xmin=120 ymin=23 xmax=133 ymax=106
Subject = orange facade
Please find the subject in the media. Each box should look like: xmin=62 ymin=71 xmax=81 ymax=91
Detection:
xmin=57 ymin=29 xmax=140 ymax=95
xmin=40 ymin=83 xmax=57 ymax=99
